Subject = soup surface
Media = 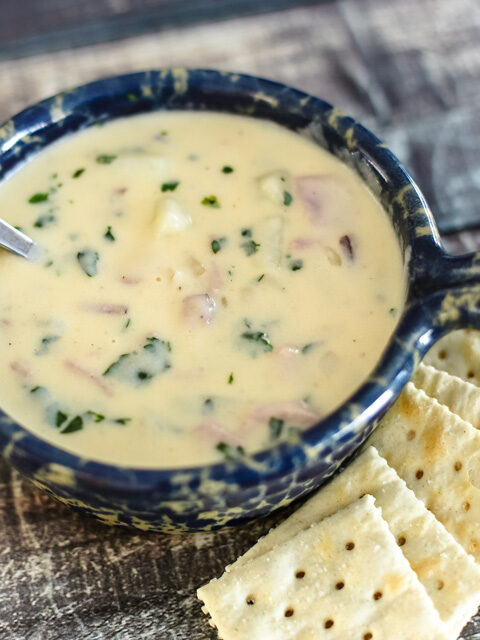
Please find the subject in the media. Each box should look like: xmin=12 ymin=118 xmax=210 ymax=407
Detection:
xmin=0 ymin=112 xmax=404 ymax=467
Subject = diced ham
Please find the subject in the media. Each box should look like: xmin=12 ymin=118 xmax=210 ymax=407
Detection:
xmin=64 ymin=360 xmax=114 ymax=397
xmin=196 ymin=421 xmax=242 ymax=446
xmin=80 ymin=302 xmax=128 ymax=315
xmin=10 ymin=361 xmax=30 ymax=379
xmin=207 ymin=263 xmax=224 ymax=294
xmin=296 ymin=175 xmax=353 ymax=226
xmin=250 ymin=400 xmax=320 ymax=428
xmin=182 ymin=294 xmax=216 ymax=325
xmin=288 ymin=237 xmax=323 ymax=251
xmin=339 ymin=234 xmax=355 ymax=260
xmin=276 ymin=345 xmax=301 ymax=357
xmin=120 ymin=275 xmax=142 ymax=285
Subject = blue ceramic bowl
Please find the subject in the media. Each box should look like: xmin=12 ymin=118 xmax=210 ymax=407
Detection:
xmin=1 ymin=69 xmax=479 ymax=533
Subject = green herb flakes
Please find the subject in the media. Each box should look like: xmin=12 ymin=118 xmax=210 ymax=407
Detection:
xmin=87 ymin=411 xmax=105 ymax=423
xmin=283 ymin=190 xmax=293 ymax=206
xmin=203 ymin=398 xmax=214 ymax=412
xmin=228 ymin=372 xmax=234 ymax=384
xmin=103 ymin=336 xmax=172 ymax=384
xmin=301 ymin=342 xmax=316 ymax=354
xmin=55 ymin=411 xmax=68 ymax=428
xmin=104 ymin=226 xmax=115 ymax=242
xmin=211 ymin=237 xmax=226 ymax=254
xmin=216 ymin=441 xmax=245 ymax=461
xmin=241 ymin=330 xmax=273 ymax=352
xmin=161 ymin=181 xmax=179 ymax=192
xmin=257 ymin=274 xmax=265 ymax=282
xmin=72 ymin=168 xmax=85 ymax=178
xmin=389 ymin=307 xmax=398 ymax=317
xmin=241 ymin=228 xmax=252 ymax=237
xmin=33 ymin=214 xmax=56 ymax=229
xmin=28 ymin=192 xmax=49 ymax=204
xmin=269 ymin=417 xmax=284 ymax=440
xmin=201 ymin=195 xmax=220 ymax=208
xmin=241 ymin=239 xmax=260 ymax=256
xmin=289 ymin=259 xmax=303 ymax=271
xmin=77 ymin=249 xmax=99 ymax=277
xmin=222 ymin=166 xmax=234 ymax=174
xmin=96 ymin=154 xmax=117 ymax=164
xmin=61 ymin=415 xmax=83 ymax=434
xmin=35 ymin=335 xmax=60 ymax=355
xmin=115 ymin=417 xmax=131 ymax=425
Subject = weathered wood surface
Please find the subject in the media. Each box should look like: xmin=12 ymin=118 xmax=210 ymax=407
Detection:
xmin=0 ymin=1 xmax=480 ymax=638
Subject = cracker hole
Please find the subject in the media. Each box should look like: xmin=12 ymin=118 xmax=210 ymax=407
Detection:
xmin=454 ymin=461 xmax=463 ymax=472
xmin=467 ymin=370 xmax=475 ymax=379
xmin=324 ymin=619 xmax=334 ymax=629
xmin=415 ymin=469 xmax=424 ymax=480
xmin=397 ymin=536 xmax=406 ymax=547
xmin=438 ymin=349 xmax=447 ymax=360
xmin=295 ymin=570 xmax=305 ymax=579
xmin=437 ymin=580 xmax=444 ymax=591
xmin=245 ymin=595 xmax=255 ymax=606
xmin=407 ymin=430 xmax=416 ymax=441
xmin=345 ymin=541 xmax=355 ymax=551
xmin=364 ymin=633 xmax=373 ymax=640
xmin=463 ymin=501 xmax=471 ymax=512
xmin=335 ymin=581 xmax=345 ymax=590
xmin=373 ymin=591 xmax=383 ymax=601
xmin=284 ymin=608 xmax=294 ymax=618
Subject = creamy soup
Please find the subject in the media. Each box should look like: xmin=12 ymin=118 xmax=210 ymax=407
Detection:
xmin=0 ymin=112 xmax=405 ymax=467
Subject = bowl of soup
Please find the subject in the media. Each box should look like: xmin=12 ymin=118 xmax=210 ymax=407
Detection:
xmin=0 ymin=69 xmax=477 ymax=532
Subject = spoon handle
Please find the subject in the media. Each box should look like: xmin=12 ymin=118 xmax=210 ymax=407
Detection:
xmin=0 ymin=219 xmax=37 ymax=260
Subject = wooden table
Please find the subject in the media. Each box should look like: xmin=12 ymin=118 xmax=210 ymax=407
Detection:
xmin=1 ymin=1 xmax=480 ymax=638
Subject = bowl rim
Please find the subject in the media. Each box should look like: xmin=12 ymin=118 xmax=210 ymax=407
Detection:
xmin=0 ymin=68 xmax=442 ymax=490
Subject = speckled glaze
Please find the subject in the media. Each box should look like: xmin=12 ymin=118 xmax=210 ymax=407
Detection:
xmin=1 ymin=69 xmax=480 ymax=533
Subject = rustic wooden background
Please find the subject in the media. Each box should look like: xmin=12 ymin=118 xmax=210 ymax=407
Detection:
xmin=0 ymin=1 xmax=480 ymax=638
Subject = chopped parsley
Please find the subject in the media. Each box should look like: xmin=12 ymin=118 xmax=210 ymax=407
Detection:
xmin=161 ymin=181 xmax=179 ymax=192
xmin=211 ymin=237 xmax=226 ymax=254
xmin=257 ymin=274 xmax=265 ymax=282
xmin=33 ymin=214 xmax=56 ymax=228
xmin=77 ymin=249 xmax=99 ymax=277
xmin=203 ymin=398 xmax=214 ymax=412
xmin=301 ymin=342 xmax=317 ymax=354
xmin=115 ymin=417 xmax=131 ymax=425
xmin=103 ymin=336 xmax=172 ymax=385
xmin=126 ymin=93 xmax=139 ymax=102
xmin=283 ymin=190 xmax=293 ymax=206
xmin=35 ymin=335 xmax=60 ymax=355
xmin=104 ymin=226 xmax=115 ymax=242
xmin=389 ymin=307 xmax=398 ymax=317
xmin=228 ymin=372 xmax=234 ymax=384
xmin=289 ymin=259 xmax=303 ymax=271
xmin=241 ymin=239 xmax=260 ymax=256
xmin=96 ymin=154 xmax=117 ymax=164
xmin=72 ymin=168 xmax=85 ymax=178
xmin=61 ymin=415 xmax=83 ymax=434
xmin=86 ymin=411 xmax=105 ymax=423
xmin=222 ymin=165 xmax=234 ymax=174
xmin=269 ymin=417 xmax=284 ymax=440
xmin=201 ymin=195 xmax=220 ymax=208
xmin=241 ymin=228 xmax=252 ymax=237
xmin=216 ymin=441 xmax=245 ymax=461
xmin=56 ymin=411 xmax=68 ymax=428
xmin=28 ymin=192 xmax=49 ymax=204
xmin=124 ymin=317 xmax=131 ymax=329
xmin=241 ymin=330 xmax=273 ymax=352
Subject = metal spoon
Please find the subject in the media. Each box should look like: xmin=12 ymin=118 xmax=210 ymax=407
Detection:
xmin=0 ymin=219 xmax=38 ymax=260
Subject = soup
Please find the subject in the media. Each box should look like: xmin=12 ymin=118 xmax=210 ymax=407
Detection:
xmin=0 ymin=112 xmax=404 ymax=467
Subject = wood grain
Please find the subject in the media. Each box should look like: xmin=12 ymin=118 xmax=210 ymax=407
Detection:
xmin=0 ymin=0 xmax=479 ymax=637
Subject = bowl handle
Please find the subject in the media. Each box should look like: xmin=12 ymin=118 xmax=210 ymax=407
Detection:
xmin=370 ymin=250 xmax=480 ymax=392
